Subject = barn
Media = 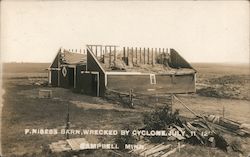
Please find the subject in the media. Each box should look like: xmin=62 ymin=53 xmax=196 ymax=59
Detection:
xmin=48 ymin=48 xmax=87 ymax=88
xmin=48 ymin=45 xmax=196 ymax=97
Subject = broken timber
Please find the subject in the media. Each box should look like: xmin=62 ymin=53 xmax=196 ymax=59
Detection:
xmin=49 ymin=138 xmax=88 ymax=152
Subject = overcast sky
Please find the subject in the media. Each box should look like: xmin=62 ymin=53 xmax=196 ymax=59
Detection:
xmin=1 ymin=1 xmax=249 ymax=63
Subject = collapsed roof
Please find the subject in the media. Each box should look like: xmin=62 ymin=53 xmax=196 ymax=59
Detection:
xmin=86 ymin=45 xmax=196 ymax=74
xmin=60 ymin=50 xmax=86 ymax=65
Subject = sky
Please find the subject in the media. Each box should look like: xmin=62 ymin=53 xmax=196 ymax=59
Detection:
xmin=0 ymin=1 xmax=249 ymax=63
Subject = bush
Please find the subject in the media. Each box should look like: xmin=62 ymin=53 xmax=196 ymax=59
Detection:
xmin=143 ymin=104 xmax=180 ymax=143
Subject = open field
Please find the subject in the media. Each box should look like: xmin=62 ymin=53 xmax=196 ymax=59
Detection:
xmin=1 ymin=62 xmax=250 ymax=157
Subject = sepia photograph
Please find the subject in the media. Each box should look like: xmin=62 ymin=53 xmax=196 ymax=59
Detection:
xmin=0 ymin=1 xmax=249 ymax=157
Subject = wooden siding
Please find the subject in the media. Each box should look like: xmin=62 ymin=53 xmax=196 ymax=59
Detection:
xmin=77 ymin=72 xmax=98 ymax=96
xmin=86 ymin=48 xmax=106 ymax=96
xmin=51 ymin=70 xmax=58 ymax=87
xmin=59 ymin=67 xmax=75 ymax=88
xmin=106 ymin=74 xmax=195 ymax=94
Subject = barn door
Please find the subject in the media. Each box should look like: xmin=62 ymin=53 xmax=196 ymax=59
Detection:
xmin=80 ymin=72 xmax=99 ymax=96
xmin=91 ymin=73 xmax=99 ymax=96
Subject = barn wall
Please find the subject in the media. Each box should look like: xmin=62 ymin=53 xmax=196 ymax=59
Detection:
xmin=170 ymin=49 xmax=193 ymax=69
xmin=87 ymin=49 xmax=106 ymax=96
xmin=106 ymin=74 xmax=195 ymax=94
xmin=76 ymin=65 xmax=87 ymax=89
xmin=59 ymin=67 xmax=75 ymax=88
xmin=50 ymin=70 xmax=59 ymax=87
xmin=59 ymin=67 xmax=69 ymax=88
xmin=76 ymin=73 xmax=98 ymax=96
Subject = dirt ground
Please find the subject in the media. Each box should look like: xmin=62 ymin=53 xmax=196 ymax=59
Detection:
xmin=1 ymin=63 xmax=250 ymax=157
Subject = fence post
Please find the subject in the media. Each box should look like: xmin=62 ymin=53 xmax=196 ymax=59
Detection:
xmin=129 ymin=89 xmax=134 ymax=108
xmin=66 ymin=103 xmax=70 ymax=139
xmin=171 ymin=94 xmax=173 ymax=114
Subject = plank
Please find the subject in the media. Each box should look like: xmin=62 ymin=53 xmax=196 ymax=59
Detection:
xmin=66 ymin=138 xmax=88 ymax=151
xmin=160 ymin=145 xmax=185 ymax=157
xmin=142 ymin=143 xmax=164 ymax=156
xmin=145 ymin=144 xmax=171 ymax=156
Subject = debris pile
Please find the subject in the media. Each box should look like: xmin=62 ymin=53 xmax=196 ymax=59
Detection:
xmin=49 ymin=138 xmax=88 ymax=152
xmin=142 ymin=95 xmax=250 ymax=152
xmin=129 ymin=141 xmax=185 ymax=157
xmin=205 ymin=115 xmax=250 ymax=136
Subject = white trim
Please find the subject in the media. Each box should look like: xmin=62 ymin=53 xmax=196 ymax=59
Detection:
xmin=66 ymin=64 xmax=77 ymax=68
xmin=150 ymin=74 xmax=156 ymax=84
xmin=81 ymin=71 xmax=100 ymax=74
xmin=105 ymin=73 xmax=107 ymax=86
xmin=48 ymin=71 xmax=51 ymax=84
xmin=106 ymin=72 xmax=151 ymax=75
xmin=48 ymin=68 xmax=60 ymax=70
xmin=91 ymin=71 xmax=99 ymax=74
xmin=81 ymin=71 xmax=90 ymax=74
xmin=93 ymin=72 xmax=100 ymax=97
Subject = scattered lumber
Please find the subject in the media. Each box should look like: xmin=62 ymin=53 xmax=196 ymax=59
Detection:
xmin=129 ymin=141 xmax=175 ymax=157
xmin=160 ymin=144 xmax=185 ymax=157
xmin=49 ymin=138 xmax=88 ymax=152
xmin=49 ymin=140 xmax=71 ymax=152
xmin=206 ymin=115 xmax=250 ymax=136
xmin=144 ymin=144 xmax=171 ymax=156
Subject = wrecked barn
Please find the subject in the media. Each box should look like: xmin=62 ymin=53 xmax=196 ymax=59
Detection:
xmin=48 ymin=45 xmax=196 ymax=97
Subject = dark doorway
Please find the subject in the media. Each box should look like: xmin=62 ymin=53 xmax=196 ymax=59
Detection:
xmin=91 ymin=74 xmax=98 ymax=96
xmin=68 ymin=68 xmax=74 ymax=88
xmin=51 ymin=70 xmax=58 ymax=87
xmin=79 ymin=73 xmax=99 ymax=96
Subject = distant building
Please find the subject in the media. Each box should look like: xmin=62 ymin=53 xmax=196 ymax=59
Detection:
xmin=48 ymin=45 xmax=196 ymax=97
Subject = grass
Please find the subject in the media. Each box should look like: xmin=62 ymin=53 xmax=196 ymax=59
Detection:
xmin=1 ymin=63 xmax=250 ymax=157
xmin=1 ymin=79 xmax=143 ymax=156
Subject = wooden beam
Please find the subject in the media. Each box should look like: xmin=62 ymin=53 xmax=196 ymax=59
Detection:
xmin=155 ymin=48 xmax=157 ymax=64
xmin=139 ymin=47 xmax=142 ymax=63
xmin=114 ymin=46 xmax=116 ymax=61
xmin=147 ymin=48 xmax=150 ymax=64
xmin=127 ymin=47 xmax=130 ymax=66
xmin=131 ymin=47 xmax=134 ymax=65
xmin=143 ymin=48 xmax=146 ymax=64
xmin=159 ymin=48 xmax=163 ymax=64
xmin=123 ymin=47 xmax=126 ymax=63
xmin=95 ymin=46 xmax=98 ymax=56
xmin=100 ymin=46 xmax=102 ymax=56
xmin=135 ymin=47 xmax=138 ymax=64
xmin=109 ymin=46 xmax=112 ymax=67
xmin=152 ymin=48 xmax=154 ymax=65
